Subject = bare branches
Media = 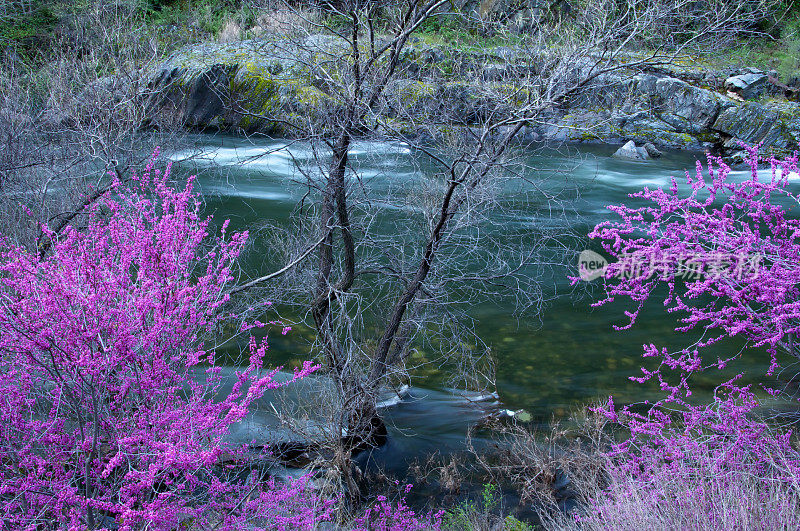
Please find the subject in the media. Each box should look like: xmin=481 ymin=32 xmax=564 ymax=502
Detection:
xmin=0 ymin=4 xmax=185 ymax=251
xmin=229 ymin=232 xmax=329 ymax=295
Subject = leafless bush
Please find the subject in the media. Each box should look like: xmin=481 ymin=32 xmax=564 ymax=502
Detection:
xmin=545 ymin=442 xmax=800 ymax=530
xmin=468 ymin=409 xmax=613 ymax=513
xmin=219 ymin=18 xmax=245 ymax=42
xmin=215 ymin=0 xmax=790 ymax=503
xmin=0 ymin=3 xmax=185 ymax=251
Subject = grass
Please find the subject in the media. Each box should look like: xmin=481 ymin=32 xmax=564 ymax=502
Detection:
xmin=0 ymin=0 xmax=248 ymax=63
xmin=700 ymin=8 xmax=800 ymax=79
xmin=441 ymin=484 xmax=534 ymax=531
xmin=548 ymin=455 xmax=800 ymax=530
xmin=416 ymin=14 xmax=524 ymax=50
xmin=142 ymin=0 xmax=237 ymax=37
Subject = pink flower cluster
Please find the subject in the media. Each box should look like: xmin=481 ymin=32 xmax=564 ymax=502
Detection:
xmin=354 ymin=485 xmax=443 ymax=531
xmin=591 ymin=144 xmax=800 ymax=377
xmin=0 ymin=153 xmax=326 ymax=530
xmin=583 ymin=145 xmax=800 ymax=521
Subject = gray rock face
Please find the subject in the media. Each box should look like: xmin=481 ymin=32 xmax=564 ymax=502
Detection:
xmin=711 ymin=102 xmax=784 ymax=148
xmin=564 ymin=71 xmax=629 ymax=108
xmin=725 ymin=73 xmax=768 ymax=100
xmin=183 ymin=64 xmax=237 ymax=128
xmin=491 ymin=46 xmax=518 ymax=62
xmin=303 ymin=34 xmax=346 ymax=54
xmin=631 ymin=73 xmax=659 ymax=96
xmin=651 ymin=77 xmax=725 ymax=133
xmin=612 ymin=140 xmax=650 ymax=161
xmin=144 ymin=38 xmax=800 ymax=156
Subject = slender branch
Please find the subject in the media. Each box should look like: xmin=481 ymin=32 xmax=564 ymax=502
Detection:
xmin=228 ymin=232 xmax=329 ymax=295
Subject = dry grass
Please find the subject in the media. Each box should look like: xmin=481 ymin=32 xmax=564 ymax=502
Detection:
xmin=548 ymin=455 xmax=800 ymax=530
xmin=218 ymin=18 xmax=243 ymax=43
xmin=251 ymin=8 xmax=321 ymax=37
xmin=471 ymin=410 xmax=800 ymax=530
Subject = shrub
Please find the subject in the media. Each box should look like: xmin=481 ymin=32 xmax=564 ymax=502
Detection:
xmin=564 ymin=145 xmax=800 ymax=528
xmin=0 ymin=153 xmax=325 ymax=529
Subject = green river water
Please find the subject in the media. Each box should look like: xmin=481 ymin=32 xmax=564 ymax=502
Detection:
xmin=170 ymin=134 xmax=793 ymax=486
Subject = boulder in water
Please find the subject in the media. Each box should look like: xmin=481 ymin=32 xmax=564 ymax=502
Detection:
xmin=612 ymin=140 xmax=650 ymax=161
xmin=643 ymin=142 xmax=662 ymax=158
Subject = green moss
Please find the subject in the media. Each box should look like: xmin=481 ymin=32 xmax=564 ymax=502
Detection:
xmin=396 ymin=80 xmax=437 ymax=106
xmin=493 ymin=83 xmax=531 ymax=108
xmin=695 ymin=130 xmax=719 ymax=143
xmin=229 ymin=63 xmax=282 ymax=129
xmin=579 ymin=131 xmax=602 ymax=141
xmin=293 ymin=84 xmax=328 ymax=107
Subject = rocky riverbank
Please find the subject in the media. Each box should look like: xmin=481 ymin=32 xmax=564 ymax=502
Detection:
xmin=145 ymin=36 xmax=800 ymax=158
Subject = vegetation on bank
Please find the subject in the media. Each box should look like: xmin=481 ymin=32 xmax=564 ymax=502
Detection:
xmin=3 ymin=0 xmax=799 ymax=70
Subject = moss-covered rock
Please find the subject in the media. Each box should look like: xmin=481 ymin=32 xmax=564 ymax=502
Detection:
xmin=144 ymin=37 xmax=800 ymax=154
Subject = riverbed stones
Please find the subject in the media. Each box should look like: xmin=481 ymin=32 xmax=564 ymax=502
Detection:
xmin=612 ymin=110 xmax=699 ymax=149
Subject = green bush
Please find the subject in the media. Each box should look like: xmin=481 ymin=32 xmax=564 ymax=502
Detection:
xmin=418 ymin=14 xmax=477 ymax=45
xmin=142 ymin=0 xmax=237 ymax=37
xmin=441 ymin=483 xmax=532 ymax=530
xmin=0 ymin=5 xmax=59 ymax=54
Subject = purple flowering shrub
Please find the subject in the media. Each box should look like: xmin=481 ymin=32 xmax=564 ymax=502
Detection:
xmin=574 ymin=146 xmax=800 ymax=526
xmin=593 ymin=143 xmax=800 ymax=382
xmin=354 ymin=485 xmax=443 ymax=531
xmin=0 ymin=154 xmax=328 ymax=530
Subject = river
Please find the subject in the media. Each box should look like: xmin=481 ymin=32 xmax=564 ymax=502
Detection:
xmin=169 ymin=134 xmax=791 ymax=502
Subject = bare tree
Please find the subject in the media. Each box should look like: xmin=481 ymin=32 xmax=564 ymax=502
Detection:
xmin=0 ymin=2 xmax=184 ymax=252
xmin=212 ymin=0 xmax=784 ymax=499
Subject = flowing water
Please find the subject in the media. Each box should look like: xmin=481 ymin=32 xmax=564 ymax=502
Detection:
xmin=170 ymin=134 xmax=794 ymax=490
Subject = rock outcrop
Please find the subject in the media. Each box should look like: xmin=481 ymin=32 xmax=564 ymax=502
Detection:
xmin=145 ymin=37 xmax=800 ymax=158
xmin=725 ymin=72 xmax=769 ymax=101
xmin=712 ymin=103 xmax=783 ymax=149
